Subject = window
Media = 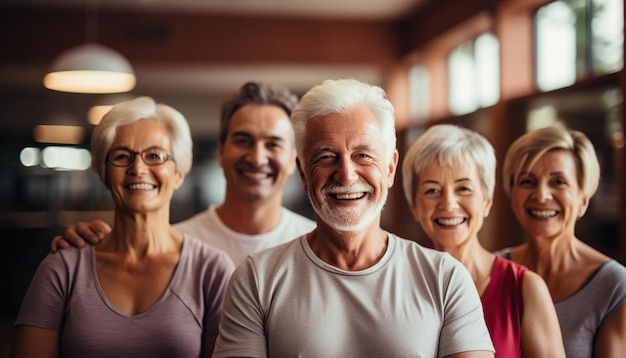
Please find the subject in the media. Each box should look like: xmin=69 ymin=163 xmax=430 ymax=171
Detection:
xmin=408 ymin=65 xmax=430 ymax=124
xmin=448 ymin=32 xmax=500 ymax=115
xmin=535 ymin=0 xmax=623 ymax=91
xmin=592 ymin=0 xmax=624 ymax=74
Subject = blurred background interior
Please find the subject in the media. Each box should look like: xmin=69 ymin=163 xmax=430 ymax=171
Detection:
xmin=1 ymin=0 xmax=625 ymax=355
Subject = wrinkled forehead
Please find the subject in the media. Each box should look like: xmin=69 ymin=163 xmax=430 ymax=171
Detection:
xmin=304 ymin=113 xmax=386 ymax=154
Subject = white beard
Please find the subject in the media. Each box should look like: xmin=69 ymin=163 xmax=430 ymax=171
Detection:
xmin=311 ymin=183 xmax=388 ymax=233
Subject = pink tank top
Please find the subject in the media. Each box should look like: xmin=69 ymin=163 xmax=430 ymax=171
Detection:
xmin=481 ymin=256 xmax=527 ymax=357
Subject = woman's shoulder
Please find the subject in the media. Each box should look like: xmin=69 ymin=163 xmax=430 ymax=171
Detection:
xmin=520 ymin=268 xmax=552 ymax=297
xmin=596 ymin=259 xmax=626 ymax=283
xmin=29 ymin=246 xmax=93 ymax=290
xmin=182 ymin=234 xmax=235 ymax=270
xmin=48 ymin=245 xmax=92 ymax=266
xmin=489 ymin=256 xmax=528 ymax=288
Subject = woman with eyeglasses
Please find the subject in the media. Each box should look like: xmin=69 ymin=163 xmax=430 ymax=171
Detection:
xmin=10 ymin=97 xmax=235 ymax=358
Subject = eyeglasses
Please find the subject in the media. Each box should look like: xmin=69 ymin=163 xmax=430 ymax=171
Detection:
xmin=107 ymin=148 xmax=174 ymax=167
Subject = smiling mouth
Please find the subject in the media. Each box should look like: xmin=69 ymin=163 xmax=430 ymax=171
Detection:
xmin=527 ymin=209 xmax=558 ymax=218
xmin=126 ymin=183 xmax=156 ymax=190
xmin=241 ymin=171 xmax=271 ymax=180
xmin=435 ymin=218 xmax=466 ymax=226
xmin=331 ymin=192 xmax=366 ymax=200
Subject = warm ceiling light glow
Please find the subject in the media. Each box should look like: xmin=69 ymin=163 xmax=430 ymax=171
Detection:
xmin=88 ymin=105 xmax=113 ymax=125
xmin=34 ymin=125 xmax=85 ymax=144
xmin=43 ymin=43 xmax=136 ymax=94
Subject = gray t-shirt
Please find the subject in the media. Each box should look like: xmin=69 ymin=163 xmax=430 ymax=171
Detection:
xmin=214 ymin=233 xmax=494 ymax=358
xmin=15 ymin=236 xmax=234 ymax=358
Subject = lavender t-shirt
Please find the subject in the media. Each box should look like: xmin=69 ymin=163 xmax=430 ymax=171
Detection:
xmin=15 ymin=236 xmax=234 ymax=358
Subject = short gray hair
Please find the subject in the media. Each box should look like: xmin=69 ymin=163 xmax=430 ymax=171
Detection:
xmin=91 ymin=96 xmax=193 ymax=183
xmin=402 ymin=124 xmax=496 ymax=208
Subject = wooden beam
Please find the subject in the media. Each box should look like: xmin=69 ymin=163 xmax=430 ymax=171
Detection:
xmin=0 ymin=6 xmax=400 ymax=67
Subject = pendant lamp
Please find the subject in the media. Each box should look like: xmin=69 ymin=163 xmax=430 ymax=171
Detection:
xmin=43 ymin=1 xmax=136 ymax=94
xmin=44 ymin=43 xmax=136 ymax=94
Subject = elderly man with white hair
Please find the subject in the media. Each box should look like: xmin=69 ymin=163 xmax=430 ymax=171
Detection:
xmin=213 ymin=79 xmax=494 ymax=358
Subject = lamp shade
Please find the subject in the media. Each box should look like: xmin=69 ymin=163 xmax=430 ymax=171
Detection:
xmin=43 ymin=43 xmax=136 ymax=94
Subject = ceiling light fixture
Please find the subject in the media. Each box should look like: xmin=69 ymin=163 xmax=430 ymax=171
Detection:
xmin=44 ymin=44 xmax=136 ymax=94
xmin=43 ymin=0 xmax=136 ymax=94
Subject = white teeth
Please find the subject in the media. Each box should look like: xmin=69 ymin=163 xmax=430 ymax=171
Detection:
xmin=529 ymin=210 xmax=557 ymax=218
xmin=243 ymin=172 xmax=269 ymax=179
xmin=436 ymin=218 xmax=465 ymax=226
xmin=334 ymin=193 xmax=365 ymax=200
xmin=128 ymin=183 xmax=155 ymax=190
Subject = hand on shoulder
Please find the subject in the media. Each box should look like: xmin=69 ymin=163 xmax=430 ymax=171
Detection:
xmin=50 ymin=220 xmax=112 ymax=253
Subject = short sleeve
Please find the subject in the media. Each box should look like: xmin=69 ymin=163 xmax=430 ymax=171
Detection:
xmin=15 ymin=251 xmax=72 ymax=330
xmin=213 ymin=257 xmax=267 ymax=358
xmin=439 ymin=259 xmax=495 ymax=356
